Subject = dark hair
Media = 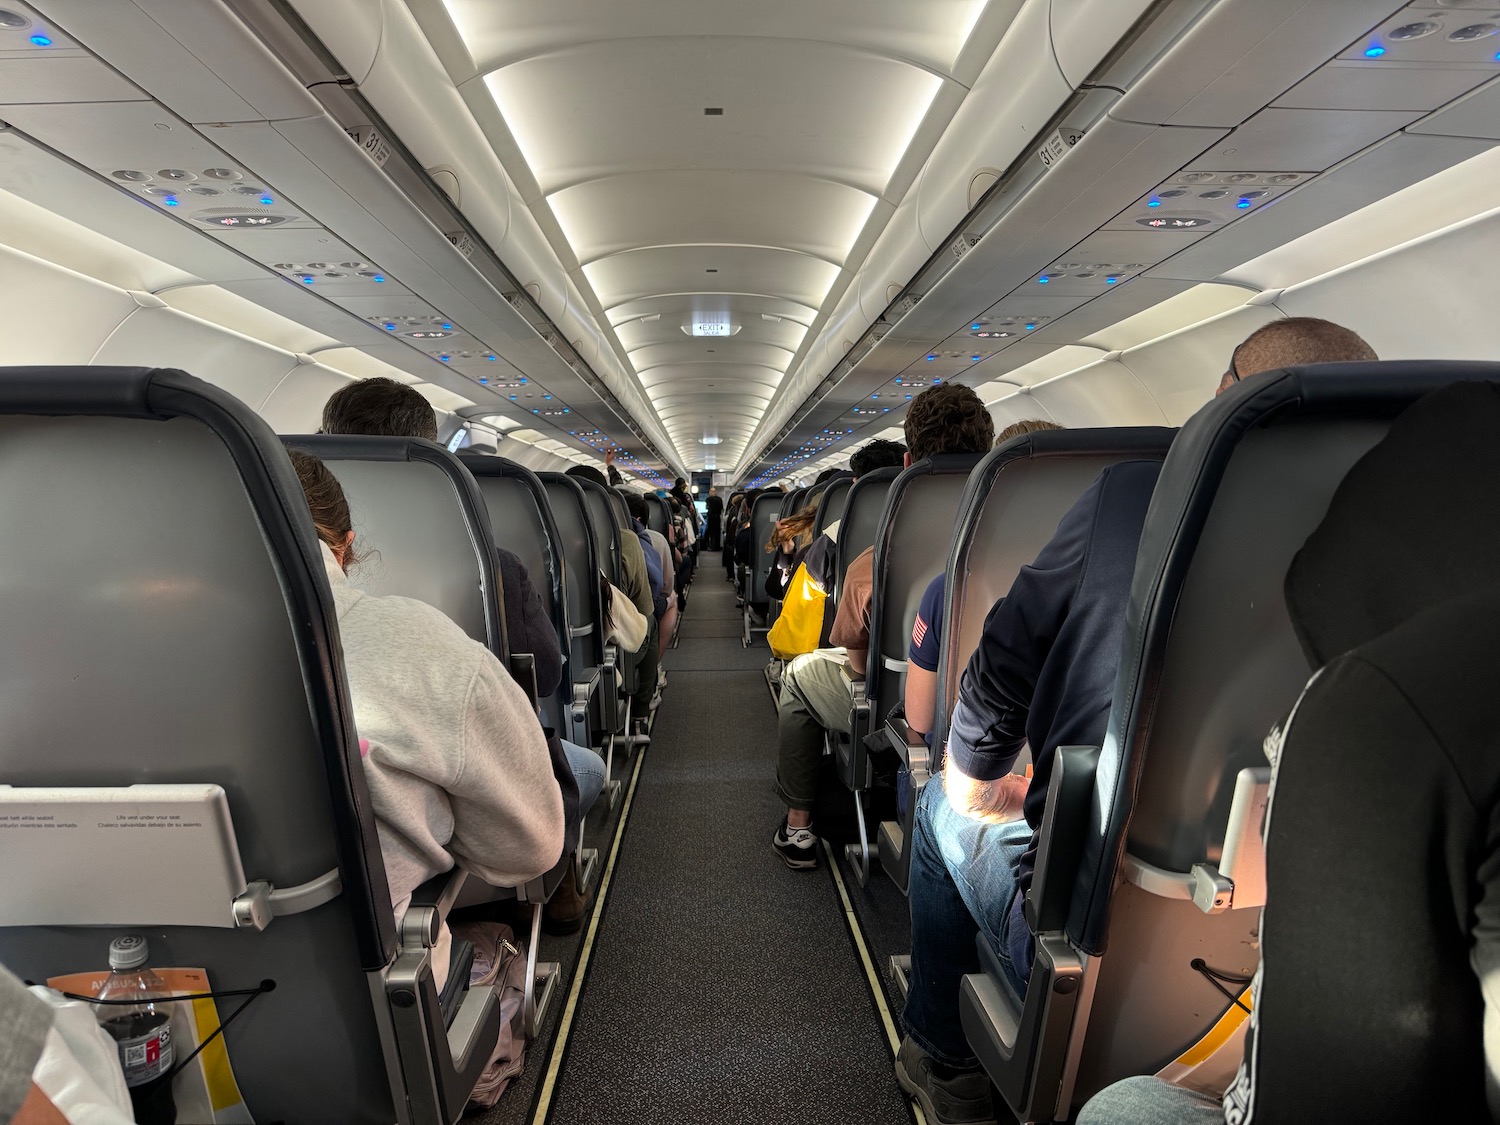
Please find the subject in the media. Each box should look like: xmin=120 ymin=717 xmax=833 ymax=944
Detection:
xmin=625 ymin=492 xmax=650 ymax=522
xmin=850 ymin=439 xmax=907 ymax=477
xmin=289 ymin=449 xmax=363 ymax=565
xmin=320 ymin=377 xmax=438 ymax=442
xmin=904 ymin=383 xmax=994 ymax=461
xmin=566 ymin=464 xmax=609 ymax=488
xmin=995 ymin=418 xmax=1062 ymax=445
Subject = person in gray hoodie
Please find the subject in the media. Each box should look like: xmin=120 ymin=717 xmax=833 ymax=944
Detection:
xmin=291 ymin=450 xmax=565 ymax=987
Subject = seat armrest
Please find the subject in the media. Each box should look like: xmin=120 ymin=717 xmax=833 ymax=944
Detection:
xmin=401 ymin=869 xmax=468 ymax=950
xmin=572 ymin=666 xmax=601 ymax=707
xmin=509 ymin=651 xmax=538 ymax=709
xmin=1023 ymin=745 xmax=1099 ymax=935
xmin=883 ymin=716 xmax=933 ymax=790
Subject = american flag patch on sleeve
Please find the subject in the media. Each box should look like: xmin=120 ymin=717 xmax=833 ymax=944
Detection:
xmin=912 ymin=614 xmax=928 ymax=648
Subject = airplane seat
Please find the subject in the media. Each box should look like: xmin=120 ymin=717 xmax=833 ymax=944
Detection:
xmin=566 ymin=475 xmax=638 ymax=801
xmin=742 ymin=491 xmax=785 ymax=647
xmin=605 ymin=488 xmax=630 ymax=536
xmin=879 ymin=429 xmax=1176 ymax=898
xmin=282 ymin=435 xmax=567 ymax=1032
xmin=645 ymin=493 xmax=671 ymax=538
xmin=458 ymin=453 xmax=570 ymax=732
xmin=781 ymin=486 xmax=808 ymax=518
xmin=0 ymin=365 xmax=494 ymax=1124
xmin=832 ymin=466 xmax=900 ymax=616
xmin=837 ymin=454 xmax=983 ymax=886
xmin=811 ymin=471 xmax=854 ymax=543
xmin=278 ymin=433 xmax=514 ymax=685
xmin=958 ymin=360 xmax=1500 ymax=1124
xmin=536 ymin=474 xmax=612 ymax=763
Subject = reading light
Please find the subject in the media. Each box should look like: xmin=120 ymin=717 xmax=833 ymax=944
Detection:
xmin=1147 ymin=199 xmax=1161 ymax=208
xmin=371 ymin=275 xmax=385 ymax=283
xmin=1237 ymin=198 xmax=1253 ymax=209
xmin=29 ymin=34 xmax=51 ymax=46
xmin=259 ymin=195 xmax=274 ymax=205
xmin=1037 ymin=276 xmax=1050 ymax=284
xmin=1364 ymin=44 xmax=1385 ymax=57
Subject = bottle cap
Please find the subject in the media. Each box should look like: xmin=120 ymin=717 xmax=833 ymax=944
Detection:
xmin=108 ymin=935 xmax=149 ymax=971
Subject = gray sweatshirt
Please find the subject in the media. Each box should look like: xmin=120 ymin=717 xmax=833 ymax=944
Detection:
xmin=323 ymin=545 xmax=564 ymax=983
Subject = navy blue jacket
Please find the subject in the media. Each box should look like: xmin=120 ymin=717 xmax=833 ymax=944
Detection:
xmin=946 ymin=460 xmax=1161 ymax=894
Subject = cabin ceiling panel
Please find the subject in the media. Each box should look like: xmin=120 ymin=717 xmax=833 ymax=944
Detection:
xmin=1272 ymin=60 xmax=1491 ymax=112
xmin=548 ymin=172 xmax=878 ymax=266
xmin=483 ymin=38 xmax=943 ymax=196
xmin=584 ymin=246 xmax=843 ymax=311
xmin=446 ymin=0 xmax=985 ymax=92
xmin=608 ymin=293 xmax=816 ymax=329
xmin=638 ymin=365 xmax=783 ymax=390
xmin=614 ymin=310 xmax=808 ymax=356
xmin=631 ymin=340 xmax=796 ymax=374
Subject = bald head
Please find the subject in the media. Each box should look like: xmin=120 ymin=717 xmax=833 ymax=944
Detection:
xmin=1218 ymin=317 xmax=1376 ymax=395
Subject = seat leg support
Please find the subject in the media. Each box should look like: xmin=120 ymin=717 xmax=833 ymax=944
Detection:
xmin=845 ymin=786 xmax=873 ymax=888
xmin=523 ymin=901 xmax=562 ymax=1039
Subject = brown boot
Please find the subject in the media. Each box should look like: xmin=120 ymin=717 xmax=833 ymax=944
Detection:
xmin=542 ymin=859 xmax=588 ymax=936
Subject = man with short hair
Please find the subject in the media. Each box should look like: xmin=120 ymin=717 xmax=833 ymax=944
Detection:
xmin=895 ymin=318 xmax=1378 ymax=1125
xmin=1217 ymin=316 xmax=1376 ymax=396
xmin=771 ymin=383 xmax=994 ymax=870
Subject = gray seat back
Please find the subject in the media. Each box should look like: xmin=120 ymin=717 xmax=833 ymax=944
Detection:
xmin=460 ymin=454 xmax=569 ymax=727
xmin=931 ymin=429 xmax=1176 ymax=752
xmin=0 ymin=366 xmax=398 ymax=1123
xmin=281 ymin=434 xmax=506 ymax=660
xmin=575 ymin=477 xmax=623 ymax=588
xmin=834 ymin=467 xmax=900 ymax=610
xmin=606 ymin=487 xmax=630 ymax=534
xmin=537 ymin=473 xmax=607 ymax=675
xmin=867 ymin=455 xmax=982 ymax=715
xmin=645 ymin=493 xmax=670 ymax=537
xmin=1068 ymin=361 xmax=1500 ymax=1104
xmin=781 ymin=486 xmax=808 ymax=518
xmin=812 ymin=472 xmax=854 ymax=540
xmin=746 ymin=491 xmax=784 ymax=610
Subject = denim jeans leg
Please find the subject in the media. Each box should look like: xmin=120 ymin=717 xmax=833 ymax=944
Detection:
xmin=902 ymin=776 xmax=1036 ymax=1066
xmin=562 ymin=739 xmax=606 ymax=818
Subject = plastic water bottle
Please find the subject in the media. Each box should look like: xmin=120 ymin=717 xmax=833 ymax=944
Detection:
xmin=95 ymin=935 xmax=177 ymax=1125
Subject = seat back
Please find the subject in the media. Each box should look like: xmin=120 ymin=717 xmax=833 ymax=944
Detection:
xmin=281 ymin=435 xmax=506 ymax=660
xmin=605 ymin=487 xmax=630 ymax=534
xmin=866 ymin=455 xmax=983 ymax=717
xmin=644 ymin=493 xmax=670 ymax=537
xmin=746 ymin=491 xmax=784 ymax=611
xmin=0 ymin=367 xmax=399 ymax=1122
xmin=575 ymin=477 xmax=623 ymax=588
xmin=537 ymin=473 xmax=607 ymax=678
xmin=812 ymin=472 xmax=854 ymax=540
xmin=460 ymin=454 xmax=570 ymax=728
xmin=1066 ymin=361 xmax=1500 ymax=1106
xmin=834 ymin=467 xmax=900 ymax=610
xmin=781 ymin=486 xmax=808 ymax=518
xmin=931 ymin=429 xmax=1177 ymax=752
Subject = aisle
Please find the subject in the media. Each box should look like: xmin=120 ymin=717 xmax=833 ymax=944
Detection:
xmin=535 ymin=571 xmax=916 ymax=1124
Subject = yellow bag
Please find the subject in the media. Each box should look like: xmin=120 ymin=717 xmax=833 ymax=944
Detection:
xmin=768 ymin=561 xmax=827 ymax=659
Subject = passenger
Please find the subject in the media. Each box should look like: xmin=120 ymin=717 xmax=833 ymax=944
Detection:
xmin=705 ymin=486 xmax=723 ymax=551
xmin=770 ymin=385 xmax=991 ymax=870
xmin=319 ymin=378 xmax=564 ymax=709
xmin=904 ymin=420 xmax=1063 ymax=741
xmin=1079 ymin=378 xmax=1500 ymax=1123
xmin=567 ymin=465 xmax=659 ymax=733
xmin=319 ymin=376 xmax=606 ymax=932
xmin=291 ymin=450 xmax=563 ymax=986
xmin=764 ymin=438 xmax=906 ymax=661
xmin=895 ymin=318 xmax=1378 ymax=1125
xmin=764 ymin=482 xmax=827 ymax=604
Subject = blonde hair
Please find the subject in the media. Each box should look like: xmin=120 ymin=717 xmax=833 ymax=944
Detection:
xmin=995 ymin=418 xmax=1063 ymax=446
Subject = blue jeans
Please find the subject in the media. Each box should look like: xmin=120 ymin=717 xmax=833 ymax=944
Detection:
xmin=563 ymin=740 xmax=606 ymax=819
xmin=901 ymin=776 xmax=1035 ymax=1069
xmin=1076 ymin=1077 xmax=1225 ymax=1124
